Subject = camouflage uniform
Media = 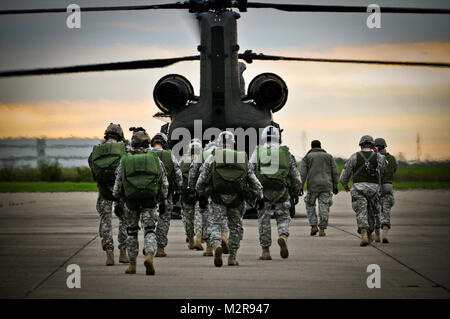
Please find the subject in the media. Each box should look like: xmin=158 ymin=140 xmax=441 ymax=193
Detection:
xmin=304 ymin=192 xmax=333 ymax=229
xmin=91 ymin=139 xmax=128 ymax=252
xmin=249 ymin=142 xmax=301 ymax=248
xmin=196 ymin=149 xmax=263 ymax=255
xmin=379 ymin=150 xmax=397 ymax=229
xmin=112 ymin=146 xmax=169 ymax=262
xmin=340 ymin=148 xmax=386 ymax=234
xmin=151 ymin=146 xmax=183 ymax=250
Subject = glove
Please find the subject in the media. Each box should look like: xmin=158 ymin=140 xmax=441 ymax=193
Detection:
xmin=299 ymin=189 xmax=304 ymax=197
xmin=172 ymin=192 xmax=180 ymax=203
xmin=344 ymin=186 xmax=350 ymax=192
xmin=111 ymin=195 xmax=120 ymax=202
xmin=199 ymin=196 xmax=208 ymax=209
xmin=256 ymin=198 xmax=265 ymax=210
xmin=333 ymin=187 xmax=339 ymax=195
xmin=159 ymin=202 xmax=167 ymax=215
xmin=293 ymin=196 xmax=299 ymax=205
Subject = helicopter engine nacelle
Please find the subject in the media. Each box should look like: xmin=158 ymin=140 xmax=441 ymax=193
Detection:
xmin=247 ymin=73 xmax=288 ymax=113
xmin=153 ymin=74 xmax=194 ymax=113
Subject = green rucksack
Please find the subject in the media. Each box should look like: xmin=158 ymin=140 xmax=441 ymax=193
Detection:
xmin=121 ymin=152 xmax=162 ymax=207
xmin=153 ymin=149 xmax=176 ymax=191
xmin=256 ymin=145 xmax=291 ymax=192
xmin=211 ymin=149 xmax=248 ymax=197
xmin=90 ymin=142 xmax=125 ymax=184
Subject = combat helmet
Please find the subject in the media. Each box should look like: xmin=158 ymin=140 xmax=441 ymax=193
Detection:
xmin=131 ymin=131 xmax=150 ymax=148
xmin=374 ymin=138 xmax=387 ymax=149
xmin=104 ymin=123 xmax=124 ymax=141
xmin=218 ymin=131 xmax=235 ymax=148
xmin=151 ymin=132 xmax=169 ymax=150
xmin=188 ymin=138 xmax=202 ymax=155
xmin=261 ymin=125 xmax=280 ymax=144
xmin=359 ymin=135 xmax=374 ymax=146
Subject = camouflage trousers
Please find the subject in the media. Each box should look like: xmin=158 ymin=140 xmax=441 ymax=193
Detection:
xmin=126 ymin=207 xmax=159 ymax=262
xmin=181 ymin=200 xmax=209 ymax=240
xmin=379 ymin=192 xmax=395 ymax=229
xmin=96 ymin=193 xmax=127 ymax=251
xmin=208 ymin=200 xmax=245 ymax=254
xmin=155 ymin=195 xmax=174 ymax=249
xmin=258 ymin=200 xmax=291 ymax=248
xmin=351 ymin=189 xmax=380 ymax=234
xmin=304 ymin=192 xmax=333 ymax=229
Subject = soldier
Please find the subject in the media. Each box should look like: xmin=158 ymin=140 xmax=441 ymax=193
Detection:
xmin=196 ymin=131 xmax=263 ymax=267
xmin=180 ymin=138 xmax=207 ymax=250
xmin=189 ymin=139 xmax=230 ymax=256
xmin=300 ymin=140 xmax=339 ymax=237
xmin=374 ymin=138 xmax=397 ymax=243
xmin=339 ymin=135 xmax=385 ymax=246
xmin=112 ymin=131 xmax=168 ymax=275
xmin=250 ymin=126 xmax=301 ymax=260
xmin=88 ymin=123 xmax=128 ymax=265
xmin=150 ymin=133 xmax=183 ymax=257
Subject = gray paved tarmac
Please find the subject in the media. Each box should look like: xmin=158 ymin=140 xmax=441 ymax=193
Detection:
xmin=0 ymin=190 xmax=449 ymax=299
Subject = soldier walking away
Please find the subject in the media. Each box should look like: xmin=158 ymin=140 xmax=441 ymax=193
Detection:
xmin=374 ymin=138 xmax=397 ymax=243
xmin=196 ymin=131 xmax=263 ymax=267
xmin=339 ymin=135 xmax=385 ymax=247
xmin=180 ymin=138 xmax=208 ymax=251
xmin=112 ymin=131 xmax=169 ymax=275
xmin=300 ymin=140 xmax=339 ymax=237
xmin=150 ymin=133 xmax=183 ymax=257
xmin=88 ymin=123 xmax=128 ymax=266
xmin=250 ymin=126 xmax=301 ymax=260
xmin=189 ymin=139 xmax=230 ymax=256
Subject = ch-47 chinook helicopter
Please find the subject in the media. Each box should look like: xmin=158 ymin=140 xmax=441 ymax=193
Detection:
xmin=0 ymin=0 xmax=449 ymax=218
xmin=1 ymin=0 xmax=449 ymax=150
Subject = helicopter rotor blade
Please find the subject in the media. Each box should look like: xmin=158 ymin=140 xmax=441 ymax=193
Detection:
xmin=245 ymin=3 xmax=450 ymax=14
xmin=0 ymin=3 xmax=189 ymax=15
xmin=0 ymin=56 xmax=200 ymax=78
xmin=239 ymin=51 xmax=450 ymax=68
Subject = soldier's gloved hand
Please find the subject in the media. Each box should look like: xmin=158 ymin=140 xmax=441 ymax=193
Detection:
xmin=172 ymin=192 xmax=180 ymax=203
xmin=198 ymin=196 xmax=208 ymax=209
xmin=159 ymin=202 xmax=167 ymax=215
xmin=293 ymin=196 xmax=299 ymax=205
xmin=111 ymin=194 xmax=120 ymax=202
xmin=333 ymin=187 xmax=339 ymax=195
xmin=257 ymin=198 xmax=265 ymax=210
xmin=344 ymin=186 xmax=350 ymax=192
xmin=299 ymin=189 xmax=304 ymax=197
xmin=187 ymin=187 xmax=196 ymax=198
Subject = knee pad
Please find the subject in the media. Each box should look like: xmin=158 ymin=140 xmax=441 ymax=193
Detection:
xmin=144 ymin=225 xmax=155 ymax=236
xmin=127 ymin=226 xmax=140 ymax=237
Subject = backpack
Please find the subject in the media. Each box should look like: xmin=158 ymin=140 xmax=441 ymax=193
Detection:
xmin=179 ymin=156 xmax=192 ymax=192
xmin=153 ymin=149 xmax=175 ymax=191
xmin=211 ymin=149 xmax=248 ymax=196
xmin=256 ymin=145 xmax=291 ymax=192
xmin=121 ymin=152 xmax=162 ymax=207
xmin=90 ymin=142 xmax=125 ymax=184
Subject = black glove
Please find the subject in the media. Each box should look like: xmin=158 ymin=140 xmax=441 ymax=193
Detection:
xmin=172 ymin=192 xmax=180 ymax=203
xmin=159 ymin=202 xmax=167 ymax=215
xmin=293 ymin=196 xmax=299 ymax=205
xmin=257 ymin=198 xmax=265 ymax=210
xmin=299 ymin=189 xmax=304 ymax=197
xmin=199 ymin=196 xmax=208 ymax=209
xmin=111 ymin=195 xmax=121 ymax=202
xmin=333 ymin=187 xmax=339 ymax=195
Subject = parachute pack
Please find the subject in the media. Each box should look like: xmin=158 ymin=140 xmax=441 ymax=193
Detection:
xmin=90 ymin=142 xmax=125 ymax=184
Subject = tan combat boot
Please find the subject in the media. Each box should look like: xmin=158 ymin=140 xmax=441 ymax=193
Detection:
xmin=187 ymin=237 xmax=195 ymax=250
xmin=228 ymin=253 xmax=239 ymax=266
xmin=374 ymin=229 xmax=381 ymax=242
xmin=360 ymin=229 xmax=369 ymax=246
xmin=193 ymin=232 xmax=204 ymax=251
xmin=277 ymin=235 xmax=289 ymax=259
xmin=310 ymin=225 xmax=319 ymax=236
xmin=119 ymin=248 xmax=129 ymax=263
xmin=221 ymin=232 xmax=229 ymax=254
xmin=106 ymin=250 xmax=114 ymax=266
xmin=319 ymin=228 xmax=326 ymax=237
xmin=155 ymin=247 xmax=167 ymax=257
xmin=144 ymin=253 xmax=155 ymax=276
xmin=213 ymin=245 xmax=223 ymax=267
xmin=125 ymin=261 xmax=136 ymax=274
xmin=203 ymin=242 xmax=213 ymax=256
xmin=382 ymin=226 xmax=389 ymax=243
xmin=259 ymin=247 xmax=272 ymax=260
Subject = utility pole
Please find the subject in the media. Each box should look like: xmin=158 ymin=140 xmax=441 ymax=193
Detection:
xmin=416 ymin=132 xmax=422 ymax=163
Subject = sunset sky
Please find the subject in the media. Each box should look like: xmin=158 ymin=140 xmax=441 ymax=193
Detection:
xmin=0 ymin=0 xmax=449 ymax=160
